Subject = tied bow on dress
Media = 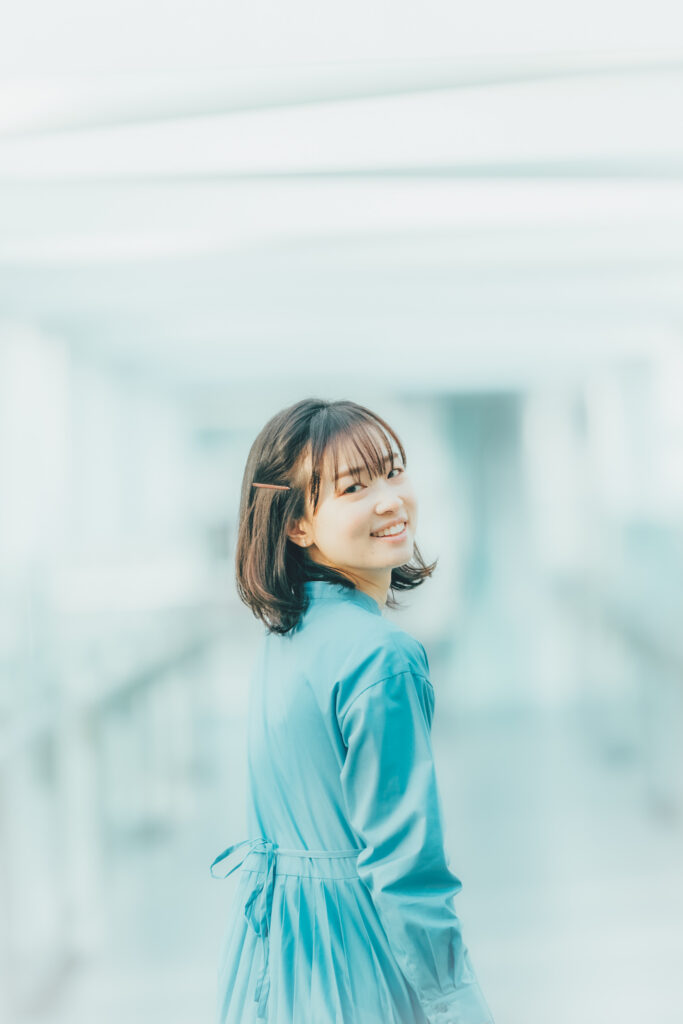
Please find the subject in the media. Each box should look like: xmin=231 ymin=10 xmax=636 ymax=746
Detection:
xmin=210 ymin=837 xmax=277 ymax=1020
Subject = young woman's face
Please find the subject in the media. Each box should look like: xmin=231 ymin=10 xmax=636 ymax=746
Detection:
xmin=288 ymin=433 xmax=418 ymax=601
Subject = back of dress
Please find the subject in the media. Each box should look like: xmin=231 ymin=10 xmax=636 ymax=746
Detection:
xmin=211 ymin=579 xmax=495 ymax=1024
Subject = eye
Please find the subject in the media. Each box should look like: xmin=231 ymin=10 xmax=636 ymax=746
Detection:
xmin=342 ymin=465 xmax=404 ymax=494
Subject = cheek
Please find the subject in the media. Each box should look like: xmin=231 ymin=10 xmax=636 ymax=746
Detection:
xmin=353 ymin=513 xmax=373 ymax=538
xmin=343 ymin=507 xmax=372 ymax=538
xmin=320 ymin=509 xmax=367 ymax=543
xmin=405 ymin=491 xmax=418 ymax=526
xmin=405 ymin=482 xmax=418 ymax=510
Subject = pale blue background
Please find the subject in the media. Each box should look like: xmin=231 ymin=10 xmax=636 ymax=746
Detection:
xmin=1 ymin=5 xmax=683 ymax=1023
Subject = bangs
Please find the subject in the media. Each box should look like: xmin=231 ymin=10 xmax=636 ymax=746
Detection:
xmin=307 ymin=411 xmax=407 ymax=511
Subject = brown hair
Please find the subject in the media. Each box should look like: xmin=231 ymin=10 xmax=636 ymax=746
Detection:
xmin=235 ymin=397 xmax=437 ymax=635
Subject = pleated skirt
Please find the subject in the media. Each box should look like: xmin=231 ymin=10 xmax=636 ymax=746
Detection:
xmin=215 ymin=847 xmax=428 ymax=1024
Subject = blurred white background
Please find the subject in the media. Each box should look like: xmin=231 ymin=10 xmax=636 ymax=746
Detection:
xmin=1 ymin=3 xmax=683 ymax=1023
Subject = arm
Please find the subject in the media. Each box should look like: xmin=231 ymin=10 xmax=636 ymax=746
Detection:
xmin=339 ymin=666 xmax=495 ymax=1024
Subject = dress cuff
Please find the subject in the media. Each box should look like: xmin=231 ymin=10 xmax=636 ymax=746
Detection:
xmin=423 ymin=981 xmax=496 ymax=1024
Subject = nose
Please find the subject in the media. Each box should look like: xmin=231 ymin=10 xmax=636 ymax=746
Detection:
xmin=373 ymin=479 xmax=405 ymax=513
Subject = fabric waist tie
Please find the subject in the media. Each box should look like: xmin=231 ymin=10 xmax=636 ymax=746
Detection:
xmin=210 ymin=837 xmax=360 ymax=1021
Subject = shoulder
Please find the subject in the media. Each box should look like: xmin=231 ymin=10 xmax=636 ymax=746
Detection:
xmin=333 ymin=610 xmax=430 ymax=724
xmin=345 ymin=615 xmax=428 ymax=680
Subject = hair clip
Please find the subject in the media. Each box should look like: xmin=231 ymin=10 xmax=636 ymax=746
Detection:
xmin=252 ymin=482 xmax=291 ymax=490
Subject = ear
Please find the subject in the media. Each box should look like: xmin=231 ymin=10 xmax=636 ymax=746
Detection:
xmin=286 ymin=519 xmax=312 ymax=548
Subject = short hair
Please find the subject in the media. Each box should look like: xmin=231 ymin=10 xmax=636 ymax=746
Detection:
xmin=235 ymin=397 xmax=437 ymax=635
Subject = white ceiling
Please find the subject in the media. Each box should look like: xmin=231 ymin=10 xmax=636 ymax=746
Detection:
xmin=1 ymin=9 xmax=682 ymax=392
xmin=1 ymin=1 xmax=680 ymax=76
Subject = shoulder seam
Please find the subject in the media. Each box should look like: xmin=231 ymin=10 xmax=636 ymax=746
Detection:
xmin=340 ymin=671 xmax=433 ymax=732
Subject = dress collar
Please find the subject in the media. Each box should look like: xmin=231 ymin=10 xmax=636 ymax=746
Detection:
xmin=303 ymin=579 xmax=383 ymax=617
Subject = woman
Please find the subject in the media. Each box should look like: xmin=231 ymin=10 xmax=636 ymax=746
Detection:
xmin=210 ymin=397 xmax=495 ymax=1024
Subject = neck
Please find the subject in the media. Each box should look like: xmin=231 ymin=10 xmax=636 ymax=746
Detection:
xmin=304 ymin=554 xmax=391 ymax=607
xmin=342 ymin=569 xmax=391 ymax=608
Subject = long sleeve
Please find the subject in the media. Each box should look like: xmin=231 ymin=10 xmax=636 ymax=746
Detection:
xmin=338 ymin=653 xmax=495 ymax=1024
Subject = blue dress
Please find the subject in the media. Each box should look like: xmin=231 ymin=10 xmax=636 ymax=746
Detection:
xmin=210 ymin=579 xmax=495 ymax=1024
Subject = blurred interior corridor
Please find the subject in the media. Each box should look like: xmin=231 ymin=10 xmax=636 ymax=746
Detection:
xmin=2 ymin=18 xmax=683 ymax=1020
xmin=2 ymin=382 xmax=682 ymax=1024
xmin=4 ymin=627 xmax=682 ymax=1024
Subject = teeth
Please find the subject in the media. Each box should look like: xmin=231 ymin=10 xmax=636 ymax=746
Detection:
xmin=373 ymin=522 xmax=406 ymax=537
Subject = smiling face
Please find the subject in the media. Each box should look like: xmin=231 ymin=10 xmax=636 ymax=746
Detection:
xmin=286 ymin=427 xmax=418 ymax=607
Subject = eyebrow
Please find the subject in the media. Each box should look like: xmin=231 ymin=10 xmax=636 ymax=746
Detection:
xmin=335 ymin=452 xmax=401 ymax=483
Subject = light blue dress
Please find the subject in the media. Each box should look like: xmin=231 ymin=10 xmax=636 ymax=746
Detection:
xmin=210 ymin=579 xmax=495 ymax=1024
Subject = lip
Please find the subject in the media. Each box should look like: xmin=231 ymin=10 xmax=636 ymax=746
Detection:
xmin=371 ymin=518 xmax=408 ymax=539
